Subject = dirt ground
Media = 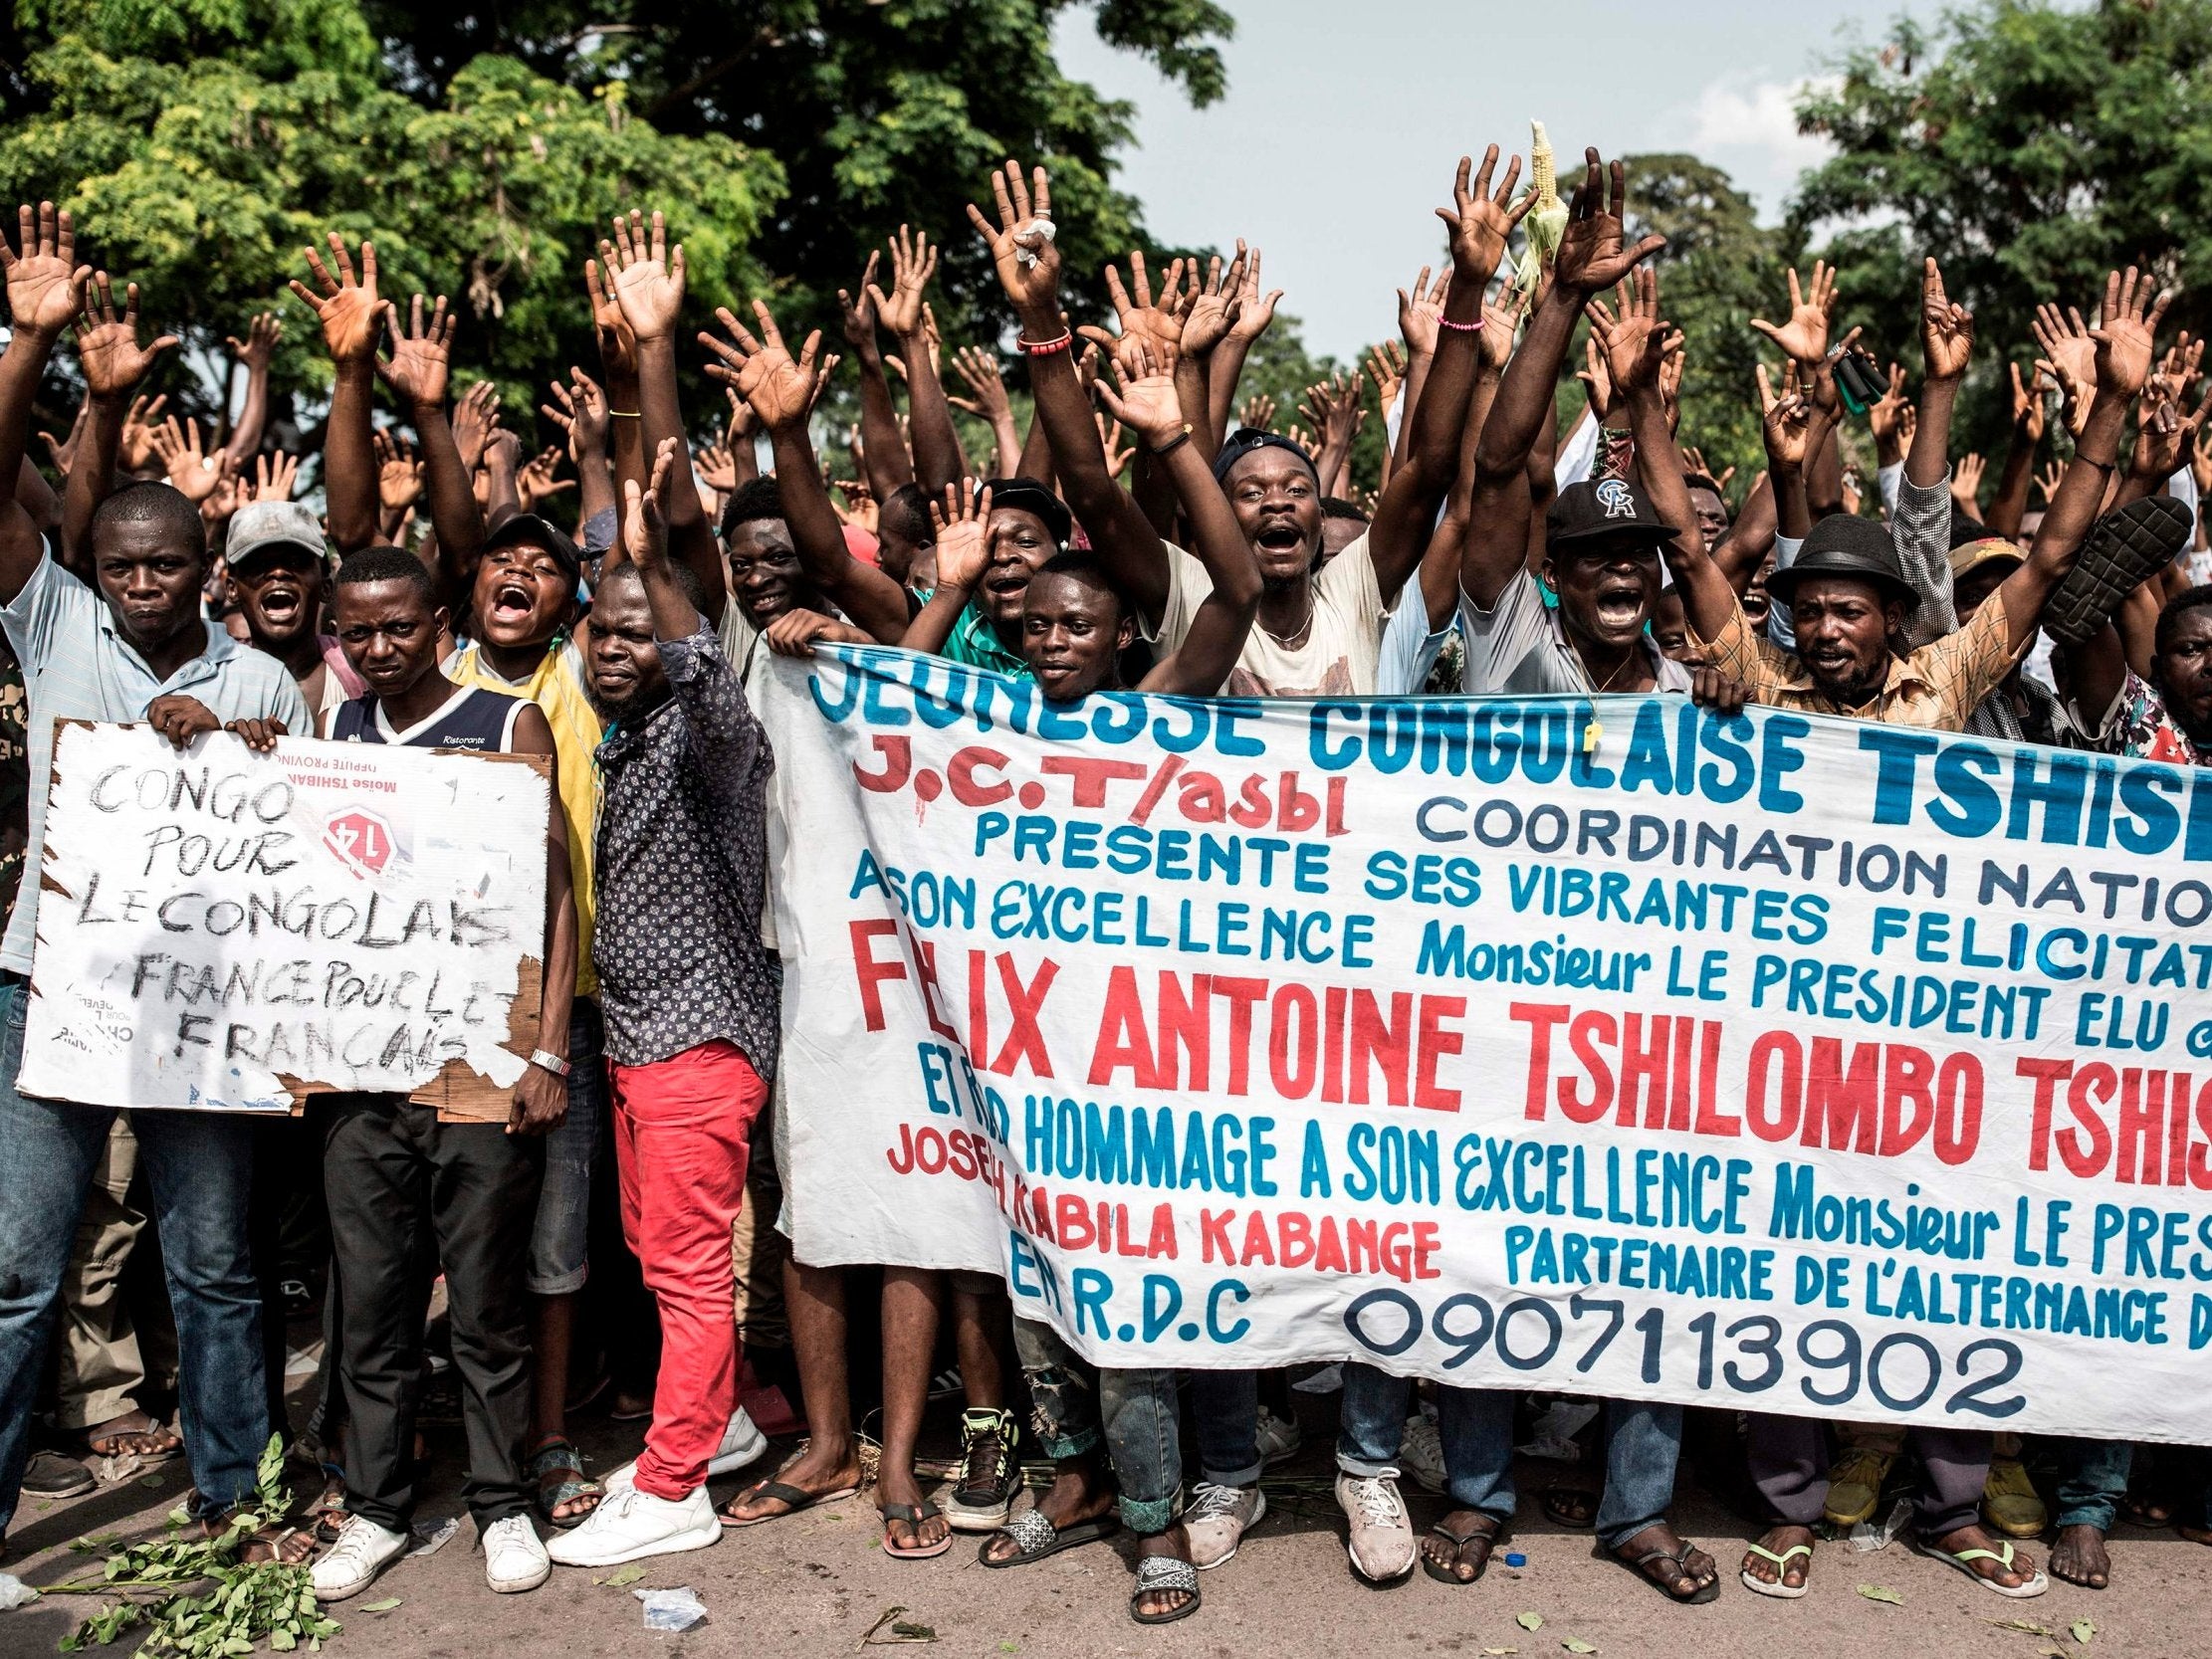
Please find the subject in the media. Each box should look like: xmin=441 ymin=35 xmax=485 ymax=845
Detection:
xmin=6 ymin=1363 xmax=2208 ymax=1659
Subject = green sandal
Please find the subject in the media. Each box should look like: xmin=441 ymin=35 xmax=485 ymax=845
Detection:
xmin=528 ymin=1440 xmax=603 ymax=1530
xmin=1740 ymin=1540 xmax=1813 ymax=1599
xmin=1914 ymin=1536 xmax=2048 ymax=1598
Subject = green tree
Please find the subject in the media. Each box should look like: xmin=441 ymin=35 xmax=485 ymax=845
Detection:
xmin=1792 ymin=0 xmax=2212 ymax=447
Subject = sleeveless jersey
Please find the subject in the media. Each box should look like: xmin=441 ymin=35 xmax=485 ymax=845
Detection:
xmin=330 ymin=683 xmax=526 ymax=751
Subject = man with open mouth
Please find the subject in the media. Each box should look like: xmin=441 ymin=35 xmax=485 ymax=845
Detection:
xmin=224 ymin=498 xmax=363 ymax=721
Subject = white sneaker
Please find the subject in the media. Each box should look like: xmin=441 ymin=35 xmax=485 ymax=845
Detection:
xmin=1182 ymin=1481 xmax=1266 ymax=1569
xmin=1255 ymin=1403 xmax=1304 ymax=1467
xmin=312 ymin=1515 xmax=408 ymax=1602
xmin=1398 ymin=1413 xmax=1445 ymax=1494
xmin=604 ymin=1408 xmax=767 ymax=1492
xmin=482 ymin=1514 xmax=551 ymax=1593
xmin=546 ymin=1483 xmax=720 ymax=1568
xmin=1336 ymin=1472 xmax=1417 ymax=1583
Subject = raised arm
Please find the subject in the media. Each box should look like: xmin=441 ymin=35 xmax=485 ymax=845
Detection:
xmin=873 ymin=228 xmax=964 ymax=495
xmin=1911 ymin=259 xmax=1969 ymax=493
xmin=900 ymin=481 xmax=990 ymax=658
xmin=1995 ymin=269 xmax=2167 ymax=653
xmin=372 ymin=293 xmax=484 ymax=605
xmin=0 ymin=204 xmax=89 ymax=598
xmin=1390 ymin=269 xmax=1447 ymax=479
xmin=700 ymin=299 xmax=911 ymax=644
xmin=1369 ymin=145 xmax=1541 ymax=605
xmin=1099 ymin=345 xmax=1261 ymax=696
xmin=62 ymin=274 xmax=176 ymax=575
xmin=1206 ymin=242 xmax=1282 ymax=453
xmin=290 ymin=234 xmax=380 ymax=553
xmin=949 ymin=345 xmax=1022 ymax=478
xmin=584 ymin=258 xmax=647 ymax=504
xmin=1461 ymin=149 xmax=1665 ymax=609
xmin=838 ymin=255 xmax=915 ymax=501
xmin=509 ymin=699 xmax=575 ymax=1136
xmin=602 ymin=209 xmax=726 ymax=625
xmin=219 ymin=311 xmax=281 ymax=468
xmin=969 ymin=160 xmax=1173 ymax=625
xmin=1985 ymin=361 xmax=2047 ymax=540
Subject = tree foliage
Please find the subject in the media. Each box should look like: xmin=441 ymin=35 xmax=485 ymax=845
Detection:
xmin=1792 ymin=0 xmax=2212 ymax=446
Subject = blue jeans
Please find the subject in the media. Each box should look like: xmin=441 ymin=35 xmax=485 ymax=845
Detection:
xmin=1596 ymin=1400 xmax=1684 ymax=1551
xmin=1337 ymin=1363 xmax=1516 ymax=1521
xmin=0 ymin=978 xmax=268 ymax=1540
xmin=527 ymin=1001 xmax=606 ymax=1296
xmin=1098 ymin=1367 xmax=1261 ymax=1536
xmin=2057 ymin=1438 xmax=2133 ymax=1533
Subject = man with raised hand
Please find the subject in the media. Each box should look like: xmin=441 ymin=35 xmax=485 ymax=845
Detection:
xmin=309 ymin=546 xmax=574 ymax=1603
xmin=0 ymin=204 xmax=310 ymax=1561
xmin=548 ymin=440 xmax=778 ymax=1568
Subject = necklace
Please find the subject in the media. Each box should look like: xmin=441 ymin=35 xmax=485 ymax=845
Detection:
xmin=1587 ymin=645 xmax=1644 ymax=694
xmin=1260 ymin=590 xmax=1317 ymax=650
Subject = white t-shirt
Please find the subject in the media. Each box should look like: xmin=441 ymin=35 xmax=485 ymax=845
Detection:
xmin=1375 ymin=582 xmax=1453 ymax=695
xmin=1155 ymin=531 xmax=1394 ymax=697
xmin=1457 ymin=567 xmax=1691 ymax=697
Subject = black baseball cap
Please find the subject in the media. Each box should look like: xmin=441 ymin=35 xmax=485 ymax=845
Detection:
xmin=481 ymin=513 xmax=583 ymax=586
xmin=1546 ymin=477 xmax=1679 ymax=551
xmin=983 ymin=477 xmax=1071 ymax=548
xmin=1765 ymin=513 xmax=1918 ymax=614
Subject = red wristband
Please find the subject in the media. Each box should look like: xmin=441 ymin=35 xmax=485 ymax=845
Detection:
xmin=1020 ymin=331 xmax=1073 ymax=356
xmin=1437 ymin=315 xmax=1483 ymax=334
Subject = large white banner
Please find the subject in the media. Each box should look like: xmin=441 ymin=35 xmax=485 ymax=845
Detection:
xmin=763 ymin=647 xmax=2212 ymax=1441
xmin=23 ymin=722 xmax=550 ymax=1120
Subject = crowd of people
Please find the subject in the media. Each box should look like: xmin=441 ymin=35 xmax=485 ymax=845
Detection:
xmin=0 ymin=130 xmax=2208 ymax=1627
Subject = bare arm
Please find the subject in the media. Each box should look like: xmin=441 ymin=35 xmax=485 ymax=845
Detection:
xmin=543 ymin=368 xmax=616 ymax=529
xmin=1206 ymin=242 xmax=1282 ymax=454
xmin=290 ymin=234 xmax=381 ymax=553
xmin=219 ymin=311 xmax=281 ymax=469
xmin=839 ymin=257 xmax=916 ymax=500
xmin=1986 ymin=361 xmax=2044 ymax=540
xmin=0 ymin=204 xmax=87 ymax=598
xmin=874 ymin=230 xmax=964 ymax=494
xmin=509 ymin=700 xmax=575 ymax=1134
xmin=61 ymin=274 xmax=176 ymax=574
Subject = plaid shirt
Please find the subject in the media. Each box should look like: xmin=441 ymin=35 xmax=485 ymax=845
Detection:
xmin=591 ymin=624 xmax=779 ymax=1073
xmin=1689 ymin=583 xmax=2018 ymax=731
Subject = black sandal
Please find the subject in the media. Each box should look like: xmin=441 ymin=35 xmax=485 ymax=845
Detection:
xmin=720 ymin=1476 xmax=860 ymax=1529
xmin=979 ymin=1508 xmax=1120 ymax=1567
xmin=1423 ymin=1513 xmax=1504 ymax=1584
xmin=1613 ymin=1537 xmax=1721 ymax=1604
xmin=1542 ymin=1485 xmax=1598 ymax=1529
xmin=1130 ymin=1555 xmax=1201 ymax=1624
xmin=879 ymin=1499 xmax=952 ymax=1559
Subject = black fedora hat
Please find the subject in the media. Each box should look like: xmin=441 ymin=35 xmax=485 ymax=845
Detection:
xmin=1765 ymin=514 xmax=1918 ymax=614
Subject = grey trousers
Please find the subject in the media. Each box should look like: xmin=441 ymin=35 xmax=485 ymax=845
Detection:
xmin=1747 ymin=1414 xmax=1991 ymax=1540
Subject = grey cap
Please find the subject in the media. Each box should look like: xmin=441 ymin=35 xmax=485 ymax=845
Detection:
xmin=225 ymin=501 xmax=328 ymax=571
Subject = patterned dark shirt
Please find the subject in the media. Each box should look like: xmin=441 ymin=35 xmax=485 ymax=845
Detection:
xmin=591 ymin=625 xmax=779 ymax=1073
xmin=0 ymin=633 xmax=25 ymax=923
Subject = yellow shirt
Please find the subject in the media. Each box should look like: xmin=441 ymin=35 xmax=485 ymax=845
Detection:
xmin=1690 ymin=586 xmax=2020 ymax=731
xmin=447 ymin=637 xmax=603 ymax=997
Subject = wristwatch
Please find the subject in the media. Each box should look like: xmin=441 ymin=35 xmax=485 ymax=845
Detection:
xmin=530 ymin=1049 xmax=572 ymax=1079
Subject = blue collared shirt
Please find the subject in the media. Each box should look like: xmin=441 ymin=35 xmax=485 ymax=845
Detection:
xmin=1 ymin=550 xmax=312 ymax=971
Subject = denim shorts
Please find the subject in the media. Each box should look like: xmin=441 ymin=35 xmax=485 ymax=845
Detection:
xmin=528 ymin=1000 xmax=606 ymax=1296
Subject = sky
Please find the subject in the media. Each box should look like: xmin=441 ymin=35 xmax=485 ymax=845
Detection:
xmin=1052 ymin=0 xmax=1945 ymax=360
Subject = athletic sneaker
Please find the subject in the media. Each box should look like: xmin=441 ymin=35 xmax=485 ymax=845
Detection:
xmin=1255 ymin=1403 xmax=1304 ymax=1466
xmin=941 ymin=1406 xmax=1020 ymax=1532
xmin=312 ymin=1515 xmax=408 ymax=1602
xmin=1397 ymin=1413 xmax=1445 ymax=1494
xmin=1183 ymin=1482 xmax=1266 ymax=1569
xmin=604 ymin=1407 xmax=766 ymax=1491
xmin=482 ymin=1514 xmax=551 ymax=1593
xmin=546 ymin=1484 xmax=720 ymax=1568
xmin=1336 ymin=1472 xmax=1417 ymax=1582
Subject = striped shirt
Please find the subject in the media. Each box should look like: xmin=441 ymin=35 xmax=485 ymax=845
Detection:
xmin=0 ymin=551 xmax=311 ymax=972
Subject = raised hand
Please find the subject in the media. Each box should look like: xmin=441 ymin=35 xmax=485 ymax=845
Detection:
xmin=2089 ymin=266 xmax=2171 ymax=399
xmin=622 ymin=437 xmax=678 ymax=565
xmin=696 ymin=441 xmax=737 ymax=495
xmin=1435 ymin=144 xmax=1532 ymax=293
xmin=2193 ymin=426 xmax=2212 ymax=496
xmin=1951 ymin=451 xmax=1985 ymax=512
xmin=2009 ymin=360 xmax=2048 ymax=444
xmin=967 ymin=161 xmax=1058 ymax=320
xmin=1092 ymin=338 xmax=1186 ymax=449
xmin=947 ymin=345 xmax=1013 ymax=421
xmin=290 ymin=233 xmax=380 ymax=363
xmin=2034 ymin=457 xmax=2065 ymax=505
xmin=451 ymin=379 xmax=500 ymax=473
xmin=373 ymin=429 xmax=422 ymax=512
xmin=1367 ymin=341 xmax=1406 ymax=414
xmin=1298 ymin=371 xmax=1364 ymax=451
xmin=700 ymin=299 xmax=826 ymax=432
xmin=2 ymin=202 xmax=89 ymax=336
xmin=1238 ymin=392 xmax=1277 ymax=432
xmin=838 ymin=252 xmax=884 ymax=355
xmin=1750 ymin=261 xmax=1837 ymax=365
xmin=1586 ymin=267 xmax=1665 ymax=397
xmin=1225 ymin=241 xmax=1282 ymax=343
xmin=1480 ymin=289 xmax=1529 ymax=373
xmin=1756 ymin=360 xmax=1813 ymax=473
xmin=1180 ymin=252 xmax=1243 ymax=357
xmin=542 ymin=367 xmax=610 ymax=463
xmin=583 ymin=256 xmax=638 ymax=380
xmin=517 ymin=447 xmax=571 ymax=515
xmin=38 ymin=402 xmax=87 ymax=477
xmin=869 ymin=223 xmax=938 ymax=339
xmin=1082 ymin=250 xmax=1185 ymax=371
xmin=831 ymin=477 xmax=878 ymax=532
xmin=250 ymin=451 xmax=300 ymax=504
xmin=72 ymin=273 xmax=178 ymax=399
xmin=2031 ymin=299 xmax=2098 ymax=403
xmin=1551 ymin=149 xmax=1667 ymax=296
xmin=599 ymin=209 xmax=686 ymax=343
xmin=118 ymin=393 xmax=166 ymax=472
xmin=149 ymin=416 xmax=225 ymax=504
xmin=374 ymin=293 xmax=454 ymax=408
xmin=1920 ymin=258 xmax=1974 ymax=382
xmin=1397 ymin=266 xmax=1448 ymax=358
xmin=929 ymin=478 xmax=993 ymax=591
xmin=1096 ymin=413 xmax=1131 ymax=481
xmin=227 ymin=311 xmax=282 ymax=371
xmin=1868 ymin=361 xmax=1910 ymax=449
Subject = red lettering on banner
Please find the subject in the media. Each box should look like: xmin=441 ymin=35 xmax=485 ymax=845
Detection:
xmin=990 ymin=953 xmax=1058 ymax=1077
xmin=1039 ymin=754 xmax=1148 ymax=808
xmin=852 ymin=735 xmax=911 ymax=792
xmin=2020 ymin=1056 xmax=2072 ymax=1170
xmin=947 ymin=746 xmax=1012 ymax=806
xmin=850 ymin=920 xmax=905 ymax=1030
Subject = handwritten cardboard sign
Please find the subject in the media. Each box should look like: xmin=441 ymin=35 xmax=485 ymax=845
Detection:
xmin=22 ymin=721 xmax=551 ymax=1120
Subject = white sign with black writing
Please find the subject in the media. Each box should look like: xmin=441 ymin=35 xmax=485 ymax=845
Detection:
xmin=21 ymin=722 xmax=550 ymax=1114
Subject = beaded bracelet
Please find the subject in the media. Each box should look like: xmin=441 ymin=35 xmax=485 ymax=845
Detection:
xmin=1019 ymin=331 xmax=1074 ymax=356
xmin=1437 ymin=315 xmax=1484 ymax=333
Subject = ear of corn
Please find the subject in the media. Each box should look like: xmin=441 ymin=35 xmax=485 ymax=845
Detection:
xmin=1503 ymin=117 xmax=1568 ymax=314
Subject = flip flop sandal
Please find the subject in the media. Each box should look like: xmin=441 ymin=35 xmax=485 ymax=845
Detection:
xmin=312 ymin=1466 xmax=350 ymax=1544
xmin=979 ymin=1508 xmax=1121 ymax=1567
xmin=1129 ymin=1555 xmax=1202 ymax=1625
xmin=1541 ymin=1486 xmax=1598 ymax=1529
xmin=879 ymin=1500 xmax=953 ymax=1559
xmin=233 ymin=1523 xmax=317 ymax=1566
xmin=1421 ymin=1515 xmax=1503 ymax=1585
xmin=528 ymin=1440 xmax=604 ymax=1530
xmin=1614 ymin=1541 xmax=1722 ymax=1604
xmin=2122 ymin=1493 xmax=2176 ymax=1530
xmin=1740 ymin=1541 xmax=1814 ymax=1599
xmin=721 ymin=1478 xmax=861 ymax=1529
xmin=1914 ymin=1537 xmax=2049 ymax=1598
xmin=2040 ymin=494 xmax=2194 ymax=646
xmin=80 ymin=1414 xmax=182 ymax=1464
